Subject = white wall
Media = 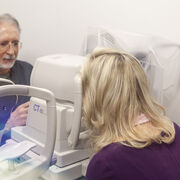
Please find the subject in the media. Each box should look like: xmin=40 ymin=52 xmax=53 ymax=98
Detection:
xmin=1 ymin=0 xmax=180 ymax=65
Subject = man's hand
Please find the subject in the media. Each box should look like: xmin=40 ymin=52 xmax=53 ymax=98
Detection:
xmin=4 ymin=101 xmax=30 ymax=131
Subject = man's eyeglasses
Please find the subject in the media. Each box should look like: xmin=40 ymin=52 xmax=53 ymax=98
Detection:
xmin=0 ymin=40 xmax=22 ymax=53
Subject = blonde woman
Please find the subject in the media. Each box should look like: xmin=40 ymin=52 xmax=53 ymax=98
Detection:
xmin=81 ymin=48 xmax=180 ymax=180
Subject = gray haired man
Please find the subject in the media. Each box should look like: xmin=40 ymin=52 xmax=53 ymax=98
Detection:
xmin=0 ymin=14 xmax=33 ymax=144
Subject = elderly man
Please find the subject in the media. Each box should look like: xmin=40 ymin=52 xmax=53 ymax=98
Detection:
xmin=0 ymin=13 xmax=32 ymax=142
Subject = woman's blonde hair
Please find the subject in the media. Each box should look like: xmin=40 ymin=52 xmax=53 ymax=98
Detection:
xmin=81 ymin=48 xmax=175 ymax=152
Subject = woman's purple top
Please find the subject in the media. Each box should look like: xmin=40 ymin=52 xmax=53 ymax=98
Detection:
xmin=86 ymin=123 xmax=180 ymax=180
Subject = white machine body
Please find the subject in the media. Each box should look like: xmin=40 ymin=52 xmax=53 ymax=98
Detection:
xmin=11 ymin=54 xmax=90 ymax=179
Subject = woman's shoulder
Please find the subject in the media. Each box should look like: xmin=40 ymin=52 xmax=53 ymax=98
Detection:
xmin=86 ymin=143 xmax=131 ymax=180
xmin=91 ymin=143 xmax=127 ymax=162
xmin=89 ymin=142 xmax=139 ymax=165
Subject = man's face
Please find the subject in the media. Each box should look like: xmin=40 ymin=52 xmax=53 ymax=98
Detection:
xmin=0 ymin=22 xmax=20 ymax=71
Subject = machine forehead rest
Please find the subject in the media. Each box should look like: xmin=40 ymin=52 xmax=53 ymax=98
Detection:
xmin=31 ymin=54 xmax=85 ymax=102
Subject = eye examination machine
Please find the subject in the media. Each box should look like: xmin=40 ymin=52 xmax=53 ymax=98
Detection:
xmin=0 ymin=27 xmax=179 ymax=180
xmin=0 ymin=54 xmax=90 ymax=180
